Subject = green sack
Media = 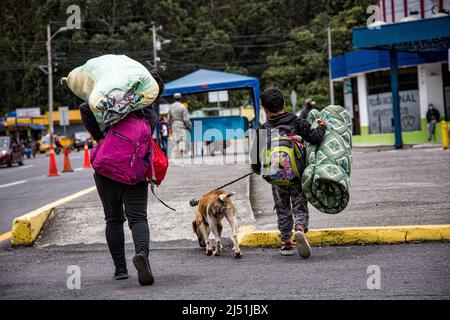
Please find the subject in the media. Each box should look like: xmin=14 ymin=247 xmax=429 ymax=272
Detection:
xmin=301 ymin=105 xmax=352 ymax=214
xmin=62 ymin=54 xmax=159 ymax=125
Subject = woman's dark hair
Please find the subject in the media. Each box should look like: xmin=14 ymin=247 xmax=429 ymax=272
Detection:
xmin=150 ymin=70 xmax=164 ymax=101
xmin=260 ymin=88 xmax=285 ymax=113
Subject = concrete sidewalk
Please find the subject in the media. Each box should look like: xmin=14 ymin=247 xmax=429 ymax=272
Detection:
xmin=251 ymin=147 xmax=450 ymax=231
xmin=37 ymin=157 xmax=255 ymax=247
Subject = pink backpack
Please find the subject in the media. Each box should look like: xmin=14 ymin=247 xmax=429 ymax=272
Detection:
xmin=91 ymin=113 xmax=152 ymax=185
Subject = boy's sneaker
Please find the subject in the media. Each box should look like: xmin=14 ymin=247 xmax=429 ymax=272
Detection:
xmin=280 ymin=240 xmax=294 ymax=256
xmin=133 ymin=253 xmax=155 ymax=286
xmin=294 ymin=227 xmax=311 ymax=259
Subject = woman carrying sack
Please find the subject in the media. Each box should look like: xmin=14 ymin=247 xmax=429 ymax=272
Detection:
xmin=80 ymin=71 xmax=164 ymax=286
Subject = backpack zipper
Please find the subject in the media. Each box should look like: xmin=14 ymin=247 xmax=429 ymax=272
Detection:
xmin=113 ymin=131 xmax=131 ymax=141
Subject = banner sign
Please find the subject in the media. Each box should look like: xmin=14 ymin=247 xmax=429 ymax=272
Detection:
xmin=367 ymin=89 xmax=421 ymax=134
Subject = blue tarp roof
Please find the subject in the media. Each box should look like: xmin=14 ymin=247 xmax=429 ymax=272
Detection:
xmin=162 ymin=69 xmax=261 ymax=128
xmin=353 ymin=16 xmax=450 ymax=52
xmin=162 ymin=69 xmax=259 ymax=97
xmin=30 ymin=124 xmax=46 ymax=130
xmin=330 ymin=49 xmax=447 ymax=80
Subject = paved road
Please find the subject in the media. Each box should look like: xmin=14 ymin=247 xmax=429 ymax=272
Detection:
xmin=0 ymin=242 xmax=448 ymax=299
xmin=0 ymin=152 xmax=94 ymax=235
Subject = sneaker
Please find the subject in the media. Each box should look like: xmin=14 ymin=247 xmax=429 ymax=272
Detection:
xmin=294 ymin=228 xmax=311 ymax=259
xmin=133 ymin=253 xmax=155 ymax=286
xmin=114 ymin=265 xmax=128 ymax=280
xmin=114 ymin=270 xmax=129 ymax=280
xmin=280 ymin=240 xmax=294 ymax=256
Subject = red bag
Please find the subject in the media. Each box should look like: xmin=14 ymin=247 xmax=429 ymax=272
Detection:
xmin=146 ymin=138 xmax=168 ymax=185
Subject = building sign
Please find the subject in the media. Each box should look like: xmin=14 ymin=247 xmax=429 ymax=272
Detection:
xmin=16 ymin=108 xmax=41 ymax=118
xmin=58 ymin=107 xmax=70 ymax=126
xmin=367 ymin=89 xmax=421 ymax=134
xmin=208 ymin=91 xmax=229 ymax=103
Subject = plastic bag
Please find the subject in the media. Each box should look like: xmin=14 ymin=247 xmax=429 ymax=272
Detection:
xmin=62 ymin=54 xmax=159 ymax=125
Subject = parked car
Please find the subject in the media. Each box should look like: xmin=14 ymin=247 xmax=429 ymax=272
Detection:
xmin=73 ymin=131 xmax=93 ymax=151
xmin=39 ymin=135 xmax=73 ymax=154
xmin=0 ymin=136 xmax=24 ymax=167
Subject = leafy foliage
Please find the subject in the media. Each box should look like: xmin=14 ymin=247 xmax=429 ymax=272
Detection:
xmin=0 ymin=0 xmax=372 ymax=115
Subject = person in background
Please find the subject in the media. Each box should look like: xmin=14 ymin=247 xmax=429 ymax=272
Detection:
xmin=23 ymin=138 xmax=32 ymax=159
xmin=160 ymin=117 xmax=169 ymax=156
xmin=426 ymin=103 xmax=441 ymax=141
xmin=54 ymin=134 xmax=63 ymax=152
xmin=299 ymin=98 xmax=316 ymax=120
xmin=169 ymin=93 xmax=191 ymax=157
xmin=31 ymin=138 xmax=38 ymax=158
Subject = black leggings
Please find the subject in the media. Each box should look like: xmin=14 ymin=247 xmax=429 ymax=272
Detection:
xmin=94 ymin=173 xmax=150 ymax=269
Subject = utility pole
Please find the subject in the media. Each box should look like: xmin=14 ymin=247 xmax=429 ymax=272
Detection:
xmin=151 ymin=22 xmax=158 ymax=71
xmin=327 ymin=26 xmax=335 ymax=105
xmin=47 ymin=24 xmax=54 ymax=146
xmin=46 ymin=23 xmax=67 ymax=147
xmin=150 ymin=22 xmax=170 ymax=71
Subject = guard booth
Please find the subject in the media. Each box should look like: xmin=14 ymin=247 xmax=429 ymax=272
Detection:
xmin=161 ymin=69 xmax=260 ymax=157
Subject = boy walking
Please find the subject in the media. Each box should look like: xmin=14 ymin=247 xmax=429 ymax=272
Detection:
xmin=252 ymin=88 xmax=327 ymax=258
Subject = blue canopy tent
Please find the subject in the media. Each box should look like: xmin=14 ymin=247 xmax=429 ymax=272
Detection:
xmin=161 ymin=69 xmax=261 ymax=157
xmin=162 ymin=69 xmax=260 ymax=129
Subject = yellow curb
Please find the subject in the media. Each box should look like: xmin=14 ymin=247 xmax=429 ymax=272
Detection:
xmin=11 ymin=186 xmax=96 ymax=246
xmin=237 ymin=225 xmax=450 ymax=247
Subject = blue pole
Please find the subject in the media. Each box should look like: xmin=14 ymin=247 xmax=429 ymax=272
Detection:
xmin=390 ymin=49 xmax=403 ymax=149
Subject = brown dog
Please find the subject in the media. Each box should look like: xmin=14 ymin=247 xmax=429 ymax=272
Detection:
xmin=192 ymin=190 xmax=242 ymax=258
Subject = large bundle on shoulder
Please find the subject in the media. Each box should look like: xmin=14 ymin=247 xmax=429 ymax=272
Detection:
xmin=301 ymin=105 xmax=352 ymax=214
xmin=62 ymin=54 xmax=159 ymax=125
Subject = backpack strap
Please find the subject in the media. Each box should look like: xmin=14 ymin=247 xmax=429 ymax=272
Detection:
xmin=150 ymin=180 xmax=176 ymax=211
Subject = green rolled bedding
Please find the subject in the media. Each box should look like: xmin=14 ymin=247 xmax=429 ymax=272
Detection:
xmin=301 ymin=105 xmax=352 ymax=214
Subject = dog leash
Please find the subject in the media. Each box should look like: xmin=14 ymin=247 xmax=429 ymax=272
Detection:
xmin=189 ymin=172 xmax=254 ymax=207
xmin=150 ymin=181 xmax=177 ymax=211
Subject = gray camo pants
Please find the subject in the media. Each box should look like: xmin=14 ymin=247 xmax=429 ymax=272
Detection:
xmin=272 ymin=184 xmax=309 ymax=241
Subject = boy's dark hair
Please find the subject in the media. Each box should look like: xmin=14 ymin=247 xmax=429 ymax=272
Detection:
xmin=261 ymin=88 xmax=285 ymax=113
xmin=150 ymin=70 xmax=164 ymax=100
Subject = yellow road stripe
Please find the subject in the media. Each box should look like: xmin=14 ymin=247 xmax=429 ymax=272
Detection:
xmin=0 ymin=231 xmax=12 ymax=242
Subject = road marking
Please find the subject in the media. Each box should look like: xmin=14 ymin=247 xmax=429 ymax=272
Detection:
xmin=18 ymin=164 xmax=35 ymax=169
xmin=0 ymin=231 xmax=12 ymax=242
xmin=71 ymin=156 xmax=81 ymax=159
xmin=0 ymin=180 xmax=27 ymax=189
xmin=11 ymin=185 xmax=96 ymax=245
xmin=74 ymin=167 xmax=83 ymax=171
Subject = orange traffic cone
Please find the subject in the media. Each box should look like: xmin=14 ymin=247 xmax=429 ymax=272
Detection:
xmin=83 ymin=142 xmax=91 ymax=169
xmin=62 ymin=146 xmax=73 ymax=172
xmin=48 ymin=145 xmax=59 ymax=177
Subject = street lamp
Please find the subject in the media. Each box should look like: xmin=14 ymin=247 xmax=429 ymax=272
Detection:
xmin=46 ymin=24 xmax=68 ymax=146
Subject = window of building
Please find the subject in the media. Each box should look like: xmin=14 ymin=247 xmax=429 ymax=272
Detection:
xmin=366 ymin=66 xmax=420 ymax=134
xmin=343 ymin=78 xmax=360 ymax=135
